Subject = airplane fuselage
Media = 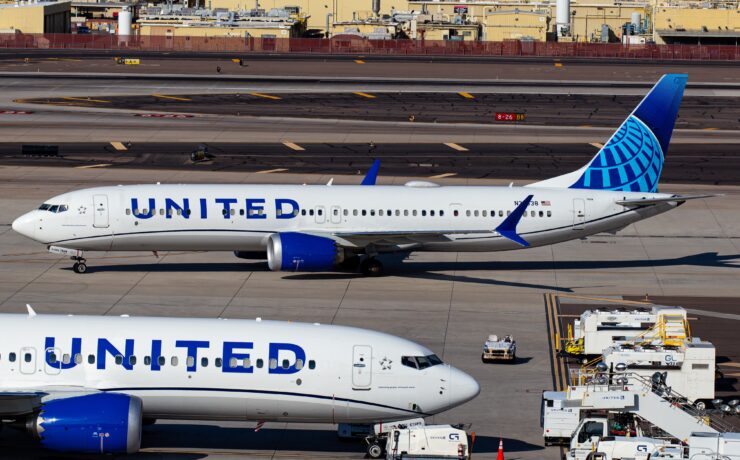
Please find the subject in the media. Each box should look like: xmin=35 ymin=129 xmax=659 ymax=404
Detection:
xmin=13 ymin=184 xmax=677 ymax=253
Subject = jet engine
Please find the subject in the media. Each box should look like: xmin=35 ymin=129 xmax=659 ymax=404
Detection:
xmin=28 ymin=393 xmax=142 ymax=454
xmin=266 ymin=232 xmax=345 ymax=271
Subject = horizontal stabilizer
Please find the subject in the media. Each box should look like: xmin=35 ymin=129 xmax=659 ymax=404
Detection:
xmin=495 ymin=195 xmax=534 ymax=247
xmin=616 ymin=194 xmax=721 ymax=206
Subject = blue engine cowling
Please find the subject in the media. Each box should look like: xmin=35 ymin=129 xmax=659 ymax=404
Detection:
xmin=267 ymin=232 xmax=343 ymax=271
xmin=32 ymin=393 xmax=142 ymax=454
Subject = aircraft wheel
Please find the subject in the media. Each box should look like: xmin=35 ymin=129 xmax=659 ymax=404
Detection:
xmin=367 ymin=443 xmax=384 ymax=459
xmin=73 ymin=262 xmax=87 ymax=274
xmin=361 ymin=258 xmax=383 ymax=277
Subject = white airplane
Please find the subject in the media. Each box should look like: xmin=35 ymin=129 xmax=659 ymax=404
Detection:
xmin=13 ymin=74 xmax=712 ymax=275
xmin=0 ymin=307 xmax=479 ymax=454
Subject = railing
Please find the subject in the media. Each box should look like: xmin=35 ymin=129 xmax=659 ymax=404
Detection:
xmin=568 ymin=370 xmax=736 ymax=434
xmin=0 ymin=33 xmax=737 ymax=61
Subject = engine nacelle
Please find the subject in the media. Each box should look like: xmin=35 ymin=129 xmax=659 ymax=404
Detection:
xmin=267 ymin=232 xmax=344 ymax=271
xmin=29 ymin=393 xmax=142 ymax=454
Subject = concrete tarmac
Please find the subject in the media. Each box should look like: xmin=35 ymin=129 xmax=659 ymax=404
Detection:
xmin=0 ymin=166 xmax=738 ymax=459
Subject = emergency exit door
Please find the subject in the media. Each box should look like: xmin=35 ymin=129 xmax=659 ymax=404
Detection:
xmin=19 ymin=347 xmax=37 ymax=375
xmin=93 ymin=194 xmax=109 ymax=228
xmin=352 ymin=345 xmax=372 ymax=390
xmin=572 ymin=198 xmax=586 ymax=230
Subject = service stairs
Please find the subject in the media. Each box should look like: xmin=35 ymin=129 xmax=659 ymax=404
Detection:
xmin=574 ymin=376 xmax=734 ymax=442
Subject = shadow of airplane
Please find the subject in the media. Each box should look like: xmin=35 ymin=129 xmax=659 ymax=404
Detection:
xmin=65 ymin=252 xmax=739 ymax=292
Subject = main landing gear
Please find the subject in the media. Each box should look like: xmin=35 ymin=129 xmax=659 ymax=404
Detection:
xmin=71 ymin=256 xmax=88 ymax=274
xmin=360 ymin=257 xmax=384 ymax=276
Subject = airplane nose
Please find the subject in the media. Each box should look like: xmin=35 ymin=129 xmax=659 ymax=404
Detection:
xmin=12 ymin=212 xmax=37 ymax=240
xmin=449 ymin=367 xmax=480 ymax=407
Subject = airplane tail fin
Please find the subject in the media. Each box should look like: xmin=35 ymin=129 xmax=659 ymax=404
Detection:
xmin=529 ymin=74 xmax=687 ymax=193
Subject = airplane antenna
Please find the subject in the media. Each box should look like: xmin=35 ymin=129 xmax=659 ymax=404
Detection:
xmin=327 ymin=178 xmax=334 ymax=186
xmin=26 ymin=304 xmax=37 ymax=317
xmin=508 ymin=182 xmax=514 ymax=188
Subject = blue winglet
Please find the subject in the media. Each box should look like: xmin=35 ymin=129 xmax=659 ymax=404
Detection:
xmin=495 ymin=195 xmax=534 ymax=247
xmin=361 ymin=159 xmax=381 ymax=186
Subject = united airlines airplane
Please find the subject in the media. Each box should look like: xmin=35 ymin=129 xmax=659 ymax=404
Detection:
xmin=13 ymin=74 xmax=711 ymax=275
xmin=0 ymin=308 xmax=479 ymax=454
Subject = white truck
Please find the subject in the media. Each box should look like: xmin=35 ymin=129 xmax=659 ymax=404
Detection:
xmin=600 ymin=339 xmax=716 ymax=403
xmin=542 ymin=391 xmax=580 ymax=445
xmin=564 ymin=306 xmax=687 ymax=359
xmin=384 ymin=424 xmax=469 ymax=460
xmin=364 ymin=418 xmax=426 ymax=458
xmin=482 ymin=335 xmax=516 ymax=362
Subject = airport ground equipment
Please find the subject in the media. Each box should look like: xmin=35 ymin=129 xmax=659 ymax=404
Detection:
xmin=383 ymin=424 xmax=469 ymax=460
xmin=599 ymin=338 xmax=715 ymax=402
xmin=563 ymin=306 xmax=688 ymax=359
xmin=542 ymin=390 xmax=580 ymax=445
xmin=555 ymin=370 xmax=736 ymax=460
xmin=482 ymin=335 xmax=516 ymax=362
xmin=364 ymin=418 xmax=426 ymax=458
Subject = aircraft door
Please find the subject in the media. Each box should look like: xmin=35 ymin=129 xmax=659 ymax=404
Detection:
xmin=352 ymin=345 xmax=372 ymax=390
xmin=19 ymin=347 xmax=37 ymax=375
xmin=330 ymin=205 xmax=342 ymax=224
xmin=572 ymin=198 xmax=586 ymax=230
xmin=44 ymin=347 xmax=62 ymax=375
xmin=314 ymin=205 xmax=326 ymax=224
xmin=93 ymin=194 xmax=109 ymax=228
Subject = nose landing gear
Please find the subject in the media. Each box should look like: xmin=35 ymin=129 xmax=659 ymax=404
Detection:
xmin=71 ymin=256 xmax=87 ymax=274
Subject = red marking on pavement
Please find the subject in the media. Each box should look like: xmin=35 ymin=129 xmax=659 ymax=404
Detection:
xmin=0 ymin=110 xmax=33 ymax=115
xmin=135 ymin=113 xmax=194 ymax=118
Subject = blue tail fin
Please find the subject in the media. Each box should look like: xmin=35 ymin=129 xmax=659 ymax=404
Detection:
xmin=530 ymin=74 xmax=687 ymax=193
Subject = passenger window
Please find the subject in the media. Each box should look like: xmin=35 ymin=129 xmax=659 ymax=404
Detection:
xmin=88 ymin=354 xmax=95 ymax=364
xmin=539 ymin=211 xmax=544 ymax=217
xmin=187 ymin=356 xmax=195 ymax=368
xmin=257 ymin=358 xmax=264 ymax=368
xmin=421 ymin=210 xmax=426 ymax=217
xmin=440 ymin=210 xmax=444 ymax=216
xmin=378 ymin=209 xmax=384 ymax=216
xmin=185 ymin=209 xmax=191 ymax=217
xmin=547 ymin=211 xmax=552 ymax=217
xmin=343 ymin=209 xmax=348 ymax=216
xmin=353 ymin=209 xmax=358 ymax=216
xmin=240 ymin=209 xmax=245 ymax=216
xmin=499 ymin=210 xmax=504 ymax=217
xmin=466 ymin=210 xmax=471 ymax=217
xmin=62 ymin=354 xmax=70 ymax=364
xmin=74 ymin=353 xmax=82 ymax=364
xmin=395 ymin=210 xmax=400 ymax=216
xmin=230 ymin=209 xmax=236 ymax=216
xmin=430 ymin=210 xmax=435 ymax=216
xmin=171 ymin=356 xmax=178 ymax=366
xmin=282 ymin=359 xmax=290 ymax=369
xmin=201 ymin=357 xmax=208 ymax=368
xmin=474 ymin=210 xmax=479 ymax=217
xmin=159 ymin=209 xmax=164 ymax=216
xmin=126 ymin=209 xmax=131 ymax=215
xmin=129 ymin=356 xmax=137 ymax=366
xmin=362 ymin=210 xmax=367 ymax=216
xmin=243 ymin=358 xmax=250 ymax=368
xmin=115 ymin=355 xmax=123 ymax=365
xmin=531 ymin=211 xmax=535 ymax=217
xmin=387 ymin=209 xmax=392 ymax=216
xmin=24 ymin=353 xmax=31 ymax=363
xmin=9 ymin=352 xmax=16 ymax=362
xmin=215 ymin=357 xmax=222 ymax=367
xmin=229 ymin=357 xmax=237 ymax=368
xmin=269 ymin=358 xmax=277 ymax=370
xmin=317 ymin=209 xmax=323 ymax=216
xmin=301 ymin=209 xmax=307 ymax=216
xmin=404 ymin=210 xmax=409 ymax=216
xmin=412 ymin=210 xmax=417 ymax=216
xmin=454 ymin=210 xmax=459 ymax=217
xmin=144 ymin=356 xmax=152 ymax=366
xmin=48 ymin=353 xmax=57 ymax=364
xmin=482 ymin=210 xmax=487 ymax=217
xmin=309 ymin=209 xmax=315 ymax=216
xmin=222 ymin=209 xmax=228 ymax=217
xmin=370 ymin=209 xmax=375 ymax=216
xmin=295 ymin=359 xmax=304 ymax=369
xmin=158 ymin=356 xmax=166 ymax=366
xmin=308 ymin=360 xmax=316 ymax=369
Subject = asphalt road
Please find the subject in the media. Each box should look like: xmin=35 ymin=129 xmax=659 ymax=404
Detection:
xmin=0 ymin=142 xmax=736 ymax=185
xmin=19 ymin=92 xmax=739 ymax=130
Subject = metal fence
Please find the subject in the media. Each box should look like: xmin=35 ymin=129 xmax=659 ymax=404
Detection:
xmin=0 ymin=33 xmax=737 ymax=61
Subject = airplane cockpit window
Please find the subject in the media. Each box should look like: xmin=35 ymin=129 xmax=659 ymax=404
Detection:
xmin=402 ymin=354 xmax=443 ymax=370
xmin=38 ymin=203 xmax=68 ymax=213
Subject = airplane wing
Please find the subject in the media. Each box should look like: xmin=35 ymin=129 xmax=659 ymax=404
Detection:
xmin=327 ymin=194 xmax=535 ymax=248
xmin=616 ymin=194 xmax=721 ymax=206
xmin=0 ymin=387 xmax=100 ymax=416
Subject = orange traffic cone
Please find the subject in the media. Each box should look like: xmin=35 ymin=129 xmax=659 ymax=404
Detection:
xmin=497 ymin=438 xmax=505 ymax=460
